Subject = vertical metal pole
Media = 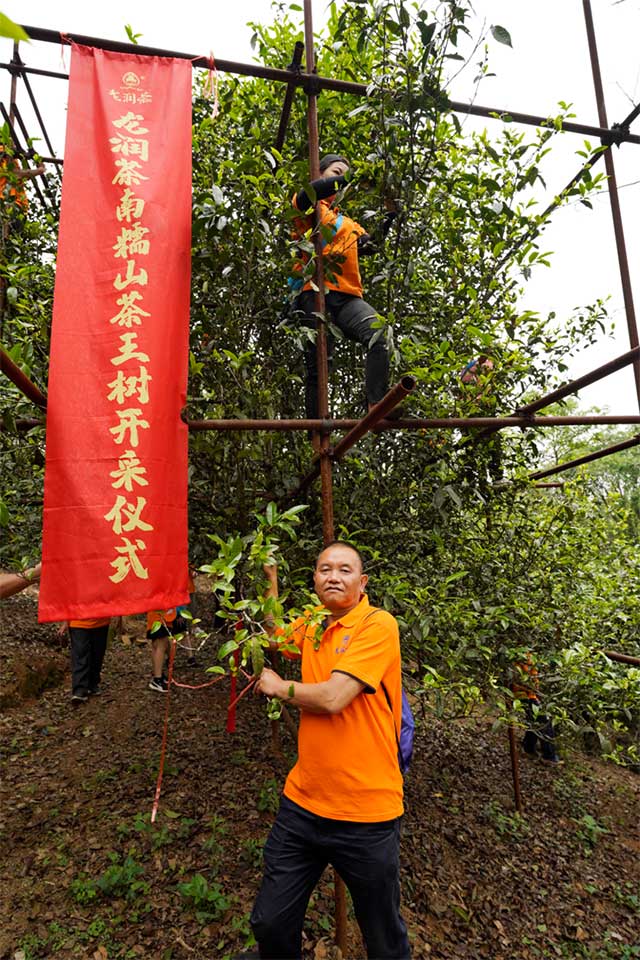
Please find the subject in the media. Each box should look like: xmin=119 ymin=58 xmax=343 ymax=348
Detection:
xmin=0 ymin=42 xmax=20 ymax=339
xmin=582 ymin=0 xmax=640 ymax=411
xmin=9 ymin=42 xmax=19 ymax=123
xmin=303 ymin=0 xmax=335 ymax=546
xmin=302 ymin=7 xmax=344 ymax=953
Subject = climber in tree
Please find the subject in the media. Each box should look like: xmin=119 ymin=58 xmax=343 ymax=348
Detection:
xmin=290 ymin=154 xmax=398 ymax=419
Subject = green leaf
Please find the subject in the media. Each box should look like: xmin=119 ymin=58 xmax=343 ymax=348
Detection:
xmin=0 ymin=14 xmax=29 ymax=42
xmin=124 ymin=23 xmax=142 ymax=45
xmin=218 ymin=639 xmax=239 ymax=659
xmin=490 ymin=25 xmax=512 ymax=48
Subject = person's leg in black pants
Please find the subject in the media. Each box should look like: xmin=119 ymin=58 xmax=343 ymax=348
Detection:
xmin=250 ymin=797 xmax=328 ymax=959
xmin=538 ymin=714 xmax=559 ymax=761
xmin=88 ymin=625 xmax=108 ymax=693
xmin=328 ymin=292 xmax=389 ymax=408
xmin=329 ymin=817 xmax=410 ymax=959
xmin=70 ymin=627 xmax=92 ymax=698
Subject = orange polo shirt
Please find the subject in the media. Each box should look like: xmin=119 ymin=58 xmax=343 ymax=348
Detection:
xmin=282 ymin=594 xmax=404 ymax=822
xmin=146 ymin=608 xmax=177 ymax=632
xmin=292 ymin=195 xmax=366 ymax=298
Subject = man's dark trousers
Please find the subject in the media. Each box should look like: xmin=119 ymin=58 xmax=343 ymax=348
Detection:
xmin=250 ymin=795 xmax=410 ymax=960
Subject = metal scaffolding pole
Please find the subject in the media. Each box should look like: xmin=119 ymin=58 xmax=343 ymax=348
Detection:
xmin=583 ymin=0 xmax=640 ymax=411
xmin=530 ymin=433 xmax=640 ymax=481
xmin=516 ymin=347 xmax=640 ymax=416
xmin=0 ymin=346 xmax=48 ymax=409
xmin=186 ymin=414 xmax=640 ymax=432
xmin=15 ymin=25 xmax=640 ymax=144
xmin=274 ymin=42 xmax=304 ymax=154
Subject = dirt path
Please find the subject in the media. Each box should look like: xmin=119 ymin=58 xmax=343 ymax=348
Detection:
xmin=1 ymin=592 xmax=639 ymax=960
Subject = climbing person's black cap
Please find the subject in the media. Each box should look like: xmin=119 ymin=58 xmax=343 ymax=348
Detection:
xmin=319 ymin=154 xmax=349 ymax=173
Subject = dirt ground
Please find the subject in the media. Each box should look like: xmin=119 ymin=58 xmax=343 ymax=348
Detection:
xmin=0 ymin=588 xmax=639 ymax=960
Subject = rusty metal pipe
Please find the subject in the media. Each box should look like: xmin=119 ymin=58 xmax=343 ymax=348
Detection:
xmin=14 ymin=51 xmax=62 ymax=170
xmin=530 ymin=433 xmax=640 ymax=480
xmin=583 ymin=0 xmax=640 ymax=411
xmin=516 ymin=347 xmax=640 ymax=415
xmin=331 ymin=376 xmax=417 ymax=462
xmin=604 ymin=651 xmax=640 ymax=667
xmin=186 ymin=414 xmax=640 ymax=432
xmin=303 ymin=0 xmax=333 ymax=547
xmin=13 ymin=30 xmax=640 ymax=145
xmin=0 ymin=346 xmax=47 ymax=409
xmin=274 ymin=42 xmax=304 ymax=154
xmin=0 ymin=61 xmax=69 ymax=80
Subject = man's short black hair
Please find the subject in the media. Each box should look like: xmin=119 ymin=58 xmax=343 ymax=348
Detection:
xmin=316 ymin=540 xmax=364 ymax=571
xmin=319 ymin=154 xmax=349 ymax=173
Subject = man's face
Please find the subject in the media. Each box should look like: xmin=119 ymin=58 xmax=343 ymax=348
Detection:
xmin=314 ymin=544 xmax=368 ymax=615
xmin=322 ymin=160 xmax=349 ymax=179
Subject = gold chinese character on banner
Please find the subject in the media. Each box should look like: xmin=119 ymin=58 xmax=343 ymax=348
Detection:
xmin=110 ymin=449 xmax=149 ymax=491
xmin=104 ymin=495 xmax=154 ymax=535
xmin=111 ymin=332 xmax=150 ymax=366
xmin=109 ymin=134 xmax=150 ymax=162
xmin=116 ymin=189 xmax=146 ymax=223
xmin=107 ymin=366 xmax=152 ymax=405
xmin=113 ymin=259 xmax=148 ymax=290
xmin=112 ymin=158 xmax=149 ymax=187
xmin=109 ymin=537 xmax=149 ymax=583
xmin=112 ymin=113 xmax=149 ymax=135
xmin=109 ymin=291 xmax=150 ymax=329
xmin=110 ymin=407 xmax=150 ymax=447
xmin=113 ymin=224 xmax=151 ymax=259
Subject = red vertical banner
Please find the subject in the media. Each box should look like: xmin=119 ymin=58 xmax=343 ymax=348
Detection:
xmin=39 ymin=46 xmax=192 ymax=622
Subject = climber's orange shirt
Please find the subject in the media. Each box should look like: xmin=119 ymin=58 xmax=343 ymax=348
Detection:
xmin=292 ymin=194 xmax=366 ymax=298
xmin=0 ymin=147 xmax=28 ymax=211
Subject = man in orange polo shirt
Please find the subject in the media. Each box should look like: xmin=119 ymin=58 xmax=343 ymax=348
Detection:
xmin=250 ymin=542 xmax=410 ymax=960
xmin=291 ymin=155 xmax=396 ymax=419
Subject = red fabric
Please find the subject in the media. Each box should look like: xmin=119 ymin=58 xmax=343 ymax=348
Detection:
xmin=39 ymin=45 xmax=192 ymax=622
xmin=227 ymin=647 xmax=241 ymax=733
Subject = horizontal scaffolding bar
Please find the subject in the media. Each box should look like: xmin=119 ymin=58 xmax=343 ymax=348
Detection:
xmin=16 ymin=26 xmax=640 ymax=145
xmin=186 ymin=414 xmax=640 ymax=432
xmin=0 ymin=60 xmax=69 ymax=80
xmin=530 ymin=433 xmax=640 ymax=480
xmin=0 ymin=346 xmax=48 ymax=409
xmin=604 ymin=650 xmax=640 ymax=667
xmin=517 ymin=346 xmax=640 ymax=415
xmin=449 ymin=99 xmax=640 ymax=145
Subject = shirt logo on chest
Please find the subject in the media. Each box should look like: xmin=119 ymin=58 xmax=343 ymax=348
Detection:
xmin=335 ymin=634 xmax=351 ymax=655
